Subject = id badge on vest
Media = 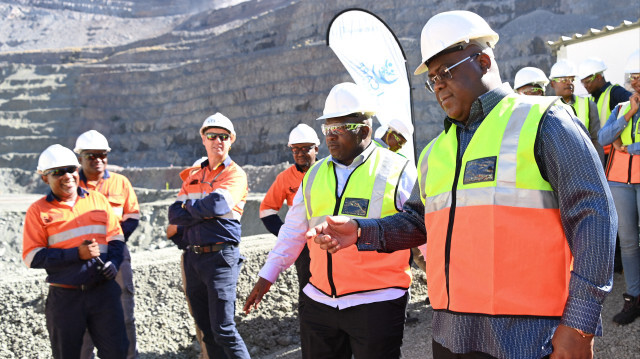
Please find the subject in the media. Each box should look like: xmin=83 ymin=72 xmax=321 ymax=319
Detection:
xmin=341 ymin=198 xmax=369 ymax=217
xmin=464 ymin=156 xmax=497 ymax=184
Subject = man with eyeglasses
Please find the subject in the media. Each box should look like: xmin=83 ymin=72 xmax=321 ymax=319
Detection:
xmin=549 ymin=60 xmax=604 ymax=164
xmin=244 ymin=82 xmax=417 ymax=359
xmin=514 ymin=67 xmax=549 ymax=96
xmin=373 ymin=118 xmax=413 ymax=154
xmin=311 ymin=10 xmax=616 ymax=359
xmin=23 ymin=144 xmax=128 ymax=358
xmin=169 ymin=113 xmax=250 ymax=358
xmin=74 ymin=129 xmax=140 ymax=359
xmin=259 ymin=123 xmax=320 ymax=303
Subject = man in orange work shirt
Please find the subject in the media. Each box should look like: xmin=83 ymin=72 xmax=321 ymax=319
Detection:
xmin=168 ymin=113 xmax=250 ymax=358
xmin=259 ymin=123 xmax=320 ymax=297
xmin=22 ymin=144 xmax=128 ymax=359
xmin=74 ymin=130 xmax=140 ymax=359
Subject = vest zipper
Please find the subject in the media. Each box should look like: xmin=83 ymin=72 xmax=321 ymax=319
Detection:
xmin=444 ymin=129 xmax=463 ymax=310
xmin=327 ymin=165 xmax=341 ymax=298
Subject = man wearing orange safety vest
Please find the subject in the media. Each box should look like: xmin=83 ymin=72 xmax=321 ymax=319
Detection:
xmin=74 ymin=130 xmax=140 ymax=359
xmin=311 ymin=11 xmax=616 ymax=359
xmin=245 ymin=82 xmax=417 ymax=359
xmin=23 ymin=144 xmax=128 ymax=359
xmin=169 ymin=113 xmax=250 ymax=358
xmin=259 ymin=123 xmax=320 ymax=300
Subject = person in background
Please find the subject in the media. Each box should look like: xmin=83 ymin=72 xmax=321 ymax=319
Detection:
xmin=23 ymin=144 xmax=128 ymax=359
xmin=597 ymin=49 xmax=640 ymax=325
xmin=168 ymin=113 xmax=250 ymax=358
xmin=514 ymin=66 xmax=549 ymax=96
xmin=311 ymin=10 xmax=616 ymax=359
xmin=373 ymin=118 xmax=413 ymax=153
xmin=259 ymin=123 xmax=320 ymax=301
xmin=74 ymin=129 xmax=140 ymax=359
xmin=245 ymin=82 xmax=417 ymax=359
xmin=548 ymin=60 xmax=604 ymax=164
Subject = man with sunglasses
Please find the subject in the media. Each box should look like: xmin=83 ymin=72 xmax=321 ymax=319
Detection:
xmin=548 ymin=60 xmax=604 ymax=163
xmin=169 ymin=113 xmax=250 ymax=358
xmin=514 ymin=66 xmax=549 ymax=96
xmin=23 ymin=144 xmax=128 ymax=358
xmin=311 ymin=10 xmax=616 ymax=359
xmin=244 ymin=82 xmax=417 ymax=359
xmin=74 ymin=129 xmax=140 ymax=359
xmin=259 ymin=123 xmax=320 ymax=303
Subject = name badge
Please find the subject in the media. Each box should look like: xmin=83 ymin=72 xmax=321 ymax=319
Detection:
xmin=463 ymin=156 xmax=497 ymax=184
xmin=341 ymin=198 xmax=369 ymax=217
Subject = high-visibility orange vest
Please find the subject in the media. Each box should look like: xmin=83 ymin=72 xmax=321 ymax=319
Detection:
xmin=418 ymin=94 xmax=571 ymax=316
xmin=302 ymin=147 xmax=412 ymax=297
xmin=605 ymin=102 xmax=640 ymax=183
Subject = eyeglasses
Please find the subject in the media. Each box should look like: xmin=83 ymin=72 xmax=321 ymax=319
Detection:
xmin=321 ymin=123 xmax=367 ymax=136
xmin=387 ymin=130 xmax=407 ymax=145
xmin=517 ymin=87 xmax=545 ymax=96
xmin=205 ymin=133 xmax=230 ymax=141
xmin=44 ymin=166 xmax=78 ymax=177
xmin=291 ymin=145 xmax=314 ymax=154
xmin=424 ymin=53 xmax=481 ymax=93
xmin=629 ymin=73 xmax=640 ymax=81
xmin=82 ymin=153 xmax=107 ymax=161
xmin=551 ymin=77 xmax=574 ymax=84
xmin=581 ymin=73 xmax=599 ymax=85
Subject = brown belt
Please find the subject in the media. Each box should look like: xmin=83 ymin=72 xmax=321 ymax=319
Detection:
xmin=49 ymin=281 xmax=106 ymax=291
xmin=189 ymin=243 xmax=229 ymax=254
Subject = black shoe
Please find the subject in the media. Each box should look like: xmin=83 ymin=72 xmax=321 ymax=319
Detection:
xmin=612 ymin=293 xmax=640 ymax=325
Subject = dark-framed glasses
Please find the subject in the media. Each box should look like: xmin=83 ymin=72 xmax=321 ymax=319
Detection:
xmin=290 ymin=145 xmax=314 ymax=154
xmin=82 ymin=153 xmax=107 ymax=161
xmin=424 ymin=53 xmax=481 ymax=93
xmin=205 ymin=133 xmax=230 ymax=141
xmin=44 ymin=166 xmax=78 ymax=177
xmin=551 ymin=77 xmax=574 ymax=84
xmin=321 ymin=123 xmax=367 ymax=136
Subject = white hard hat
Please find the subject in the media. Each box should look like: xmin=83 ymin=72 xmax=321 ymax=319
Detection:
xmin=316 ymin=82 xmax=376 ymax=121
xmin=577 ymin=57 xmax=607 ymax=80
xmin=625 ymin=50 xmax=640 ymax=74
xmin=388 ymin=118 xmax=414 ymax=139
xmin=514 ymin=67 xmax=549 ymax=90
xmin=37 ymin=144 xmax=80 ymax=174
xmin=288 ymin=124 xmax=320 ymax=146
xmin=200 ymin=112 xmax=235 ymax=136
xmin=549 ymin=60 xmax=576 ymax=79
xmin=73 ymin=130 xmax=111 ymax=154
xmin=414 ymin=10 xmax=499 ymax=75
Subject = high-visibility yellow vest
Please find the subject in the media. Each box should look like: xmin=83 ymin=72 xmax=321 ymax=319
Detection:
xmin=571 ymin=95 xmax=590 ymax=129
xmin=417 ymin=94 xmax=571 ymax=316
xmin=592 ymin=84 xmax=619 ymax=155
xmin=605 ymin=102 xmax=640 ymax=183
xmin=302 ymin=146 xmax=412 ymax=297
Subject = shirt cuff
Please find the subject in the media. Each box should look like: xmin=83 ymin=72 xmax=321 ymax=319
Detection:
xmin=560 ymin=295 xmax=603 ymax=336
xmin=258 ymin=263 xmax=280 ymax=284
xmin=355 ymin=218 xmax=381 ymax=251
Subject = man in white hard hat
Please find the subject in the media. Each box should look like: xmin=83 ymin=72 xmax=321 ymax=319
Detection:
xmin=23 ymin=144 xmax=128 ymax=358
xmin=597 ymin=49 xmax=640 ymax=325
xmin=514 ymin=66 xmax=549 ymax=96
xmin=578 ymin=57 xmax=632 ymax=157
xmin=259 ymin=123 xmax=320 ymax=302
xmin=244 ymin=82 xmax=417 ymax=359
xmin=74 ymin=129 xmax=140 ymax=359
xmin=311 ymin=10 xmax=615 ymax=359
xmin=548 ymin=60 xmax=604 ymax=163
xmin=168 ymin=113 xmax=250 ymax=358
xmin=373 ymin=118 xmax=413 ymax=153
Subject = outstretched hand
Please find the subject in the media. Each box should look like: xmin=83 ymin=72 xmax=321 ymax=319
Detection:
xmin=243 ymin=277 xmax=273 ymax=315
xmin=305 ymin=216 xmax=359 ymax=254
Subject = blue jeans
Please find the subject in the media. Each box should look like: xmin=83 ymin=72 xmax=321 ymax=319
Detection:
xmin=610 ymin=182 xmax=640 ymax=296
xmin=184 ymin=244 xmax=250 ymax=359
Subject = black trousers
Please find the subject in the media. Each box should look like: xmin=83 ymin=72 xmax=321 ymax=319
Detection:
xmin=300 ymin=291 xmax=408 ymax=359
xmin=432 ymin=340 xmax=551 ymax=359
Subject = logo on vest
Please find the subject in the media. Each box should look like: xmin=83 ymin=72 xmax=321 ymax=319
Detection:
xmin=341 ymin=198 xmax=369 ymax=217
xmin=463 ymin=156 xmax=497 ymax=184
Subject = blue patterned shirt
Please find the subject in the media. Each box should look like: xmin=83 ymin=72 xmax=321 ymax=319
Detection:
xmin=356 ymin=84 xmax=616 ymax=358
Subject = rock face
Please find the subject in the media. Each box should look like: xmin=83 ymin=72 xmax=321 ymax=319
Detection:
xmin=0 ymin=0 xmax=637 ymax=172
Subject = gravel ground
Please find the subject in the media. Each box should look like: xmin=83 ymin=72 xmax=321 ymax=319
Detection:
xmin=1 ymin=234 xmax=638 ymax=358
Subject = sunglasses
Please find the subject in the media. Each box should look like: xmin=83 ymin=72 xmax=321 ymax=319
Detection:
xmin=387 ymin=130 xmax=407 ymax=145
xmin=518 ymin=87 xmax=545 ymax=96
xmin=205 ymin=133 xmax=230 ymax=141
xmin=82 ymin=153 xmax=107 ymax=161
xmin=581 ymin=73 xmax=599 ymax=84
xmin=44 ymin=166 xmax=78 ymax=177
xmin=321 ymin=123 xmax=367 ymax=136
xmin=291 ymin=145 xmax=314 ymax=155
xmin=551 ymin=77 xmax=574 ymax=84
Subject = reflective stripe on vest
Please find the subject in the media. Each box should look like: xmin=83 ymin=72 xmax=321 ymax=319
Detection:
xmin=571 ymin=95 xmax=590 ymax=129
xmin=417 ymin=94 xmax=571 ymax=317
xmin=303 ymin=147 xmax=412 ymax=297
xmin=605 ymin=102 xmax=640 ymax=183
